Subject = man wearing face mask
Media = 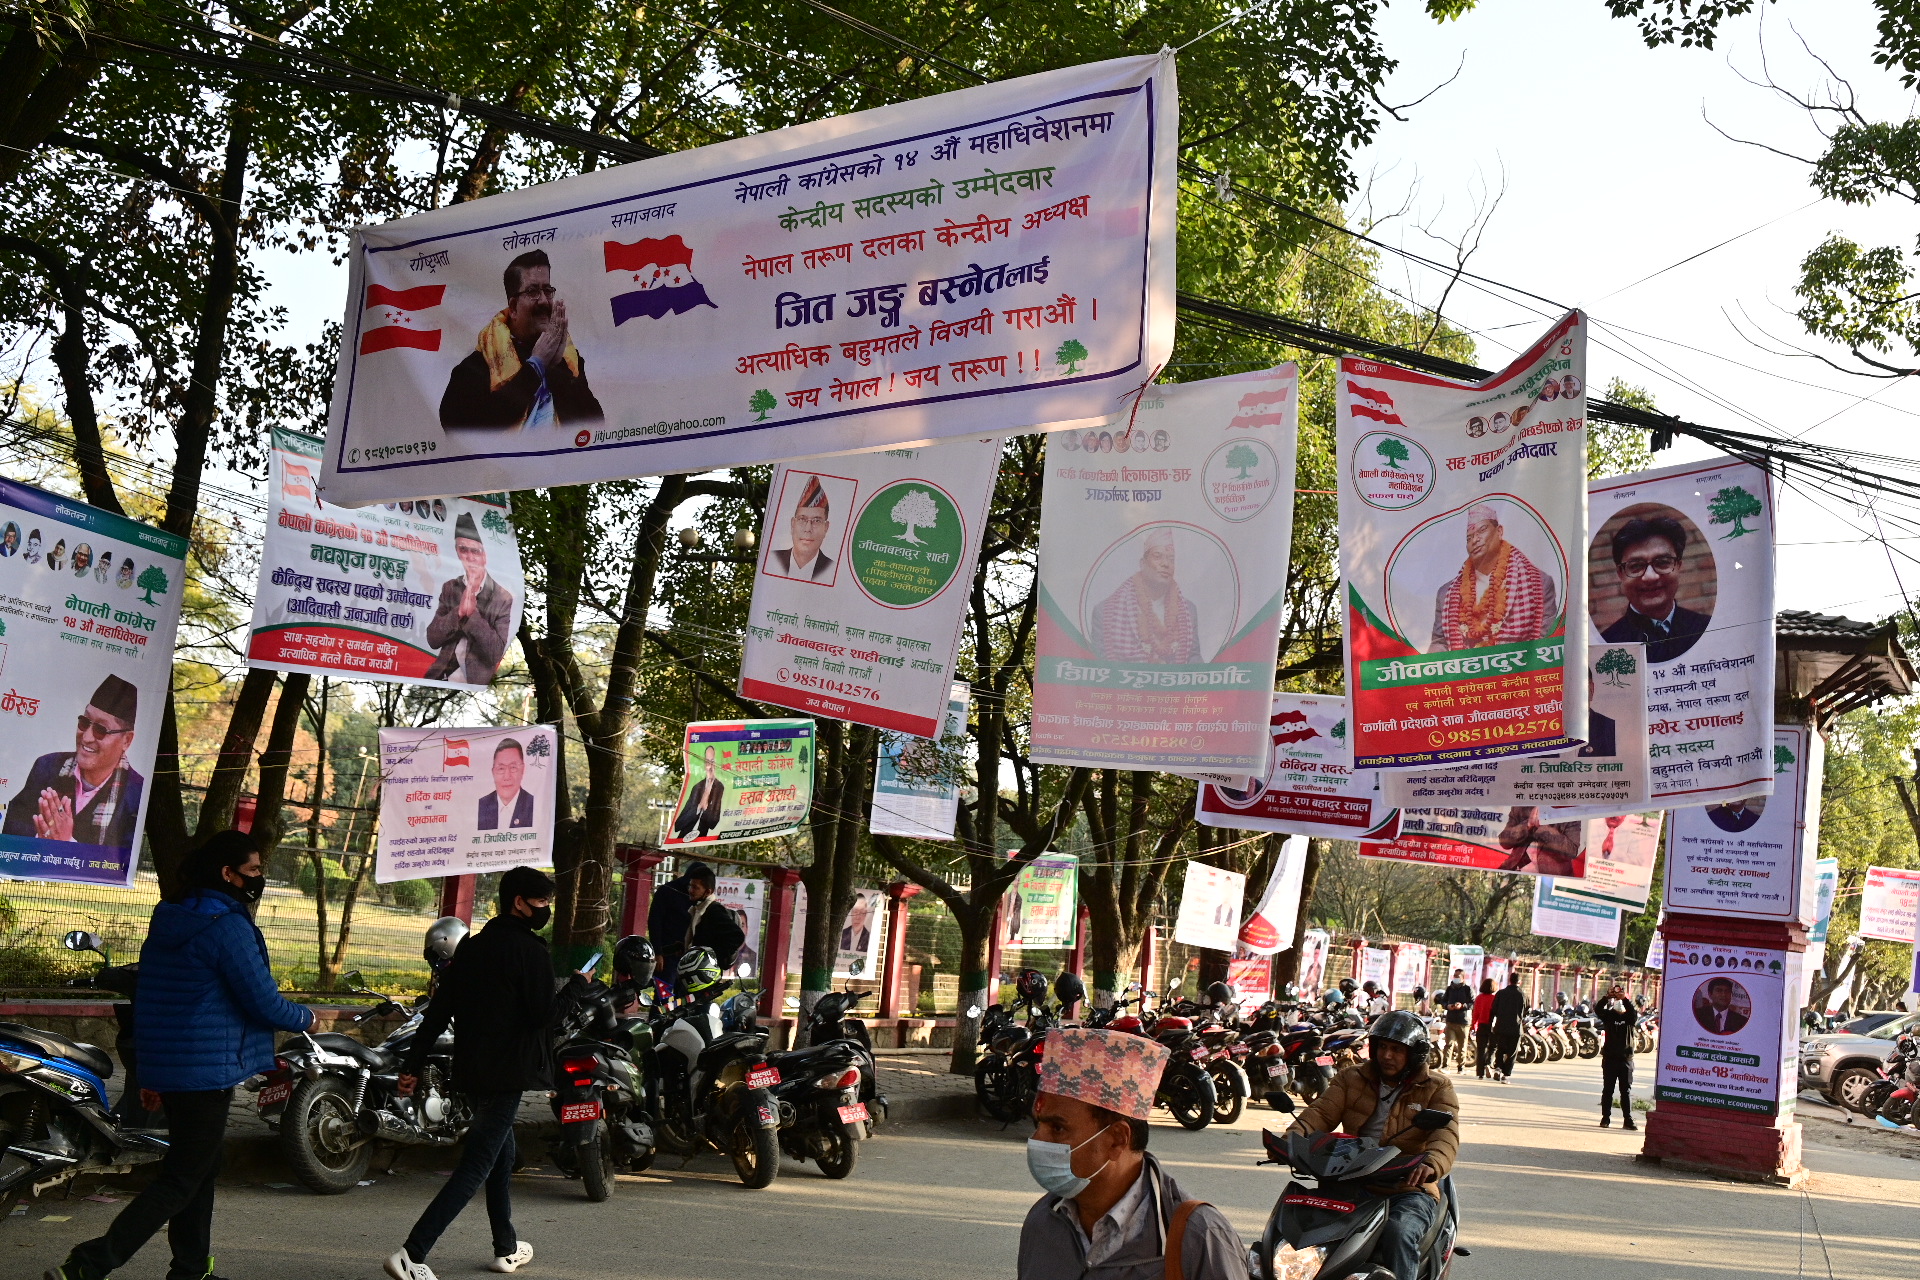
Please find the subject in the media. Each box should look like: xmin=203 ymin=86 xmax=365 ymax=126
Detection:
xmin=1018 ymin=1028 xmax=1249 ymax=1279
xmin=47 ymin=831 xmax=313 ymax=1280
xmin=385 ymin=867 xmax=555 ymax=1280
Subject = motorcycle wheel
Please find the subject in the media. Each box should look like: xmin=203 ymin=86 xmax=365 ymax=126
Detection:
xmin=1579 ymin=1032 xmax=1600 ymax=1060
xmin=1166 ymin=1066 xmax=1213 ymax=1131
xmin=730 ymin=1116 xmax=780 ymax=1189
xmin=1545 ymin=1034 xmax=1563 ymax=1063
xmin=281 ymin=1076 xmax=371 ymax=1194
xmin=1884 ymin=1095 xmax=1916 ymax=1127
xmin=579 ymin=1135 xmax=616 ymax=1203
xmin=813 ymin=1119 xmax=859 ymax=1180
xmin=1208 ymin=1065 xmax=1245 ymax=1126
xmin=974 ymin=1058 xmax=1019 ymax=1122
xmin=1516 ymin=1035 xmax=1536 ymax=1065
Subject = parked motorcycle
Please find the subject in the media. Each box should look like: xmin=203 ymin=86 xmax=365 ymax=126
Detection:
xmin=1860 ymin=1035 xmax=1919 ymax=1127
xmin=766 ymin=1001 xmax=869 ymax=1179
xmin=650 ymin=948 xmax=782 ymax=1188
xmin=972 ymin=970 xmax=1059 ymax=1123
xmin=58 ymin=930 xmax=151 ymax=1125
xmin=798 ymin=985 xmax=887 ymax=1128
xmin=547 ymin=957 xmax=654 ymax=1201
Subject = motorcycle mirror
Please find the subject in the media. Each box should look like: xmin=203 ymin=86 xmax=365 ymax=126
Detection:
xmin=1411 ymin=1109 xmax=1454 ymax=1131
xmin=1268 ymin=1092 xmax=1296 ymax=1113
xmin=343 ymin=968 xmax=365 ymax=988
xmin=62 ymin=929 xmax=105 ymax=953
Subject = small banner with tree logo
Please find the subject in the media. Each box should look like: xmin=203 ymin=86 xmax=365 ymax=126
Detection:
xmin=375 ymin=724 xmax=559 ymax=881
xmin=1665 ymin=725 xmax=1821 ymax=924
xmin=0 ymin=474 xmax=188 ymax=885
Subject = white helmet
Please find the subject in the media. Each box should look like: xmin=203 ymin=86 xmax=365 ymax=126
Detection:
xmin=424 ymin=916 xmax=469 ymax=969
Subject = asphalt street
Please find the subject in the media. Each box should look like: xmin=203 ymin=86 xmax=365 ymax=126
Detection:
xmin=8 ymin=1054 xmax=1918 ymax=1279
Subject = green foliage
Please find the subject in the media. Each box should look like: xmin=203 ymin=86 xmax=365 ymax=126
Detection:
xmin=1588 ymin=379 xmax=1656 ymax=478
xmin=296 ymin=856 xmax=349 ymax=902
xmin=388 ymin=879 xmax=436 ymax=912
xmin=1816 ymin=701 xmax=1920 ymax=996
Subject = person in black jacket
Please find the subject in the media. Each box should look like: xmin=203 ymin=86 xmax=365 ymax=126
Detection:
xmin=1439 ymin=970 xmax=1475 ymax=1074
xmin=1489 ymin=971 xmax=1527 ymax=1083
xmin=648 ymin=861 xmax=746 ymax=977
xmin=1596 ymin=981 xmax=1639 ymax=1128
xmin=385 ymin=867 xmax=555 ymax=1280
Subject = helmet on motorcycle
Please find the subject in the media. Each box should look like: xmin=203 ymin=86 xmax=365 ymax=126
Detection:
xmin=1338 ymin=978 xmax=1358 ymax=996
xmin=1367 ymin=1009 xmax=1432 ymax=1070
xmin=423 ymin=916 xmax=469 ymax=970
xmin=1016 ymin=968 xmax=1050 ymax=1006
xmin=1205 ymin=981 xmax=1234 ymax=1007
xmin=677 ymin=946 xmax=724 ymax=996
xmin=1322 ymin=989 xmax=1346 ymax=1007
xmin=1053 ymin=970 xmax=1087 ymax=1012
xmin=613 ymin=934 xmax=656 ymax=985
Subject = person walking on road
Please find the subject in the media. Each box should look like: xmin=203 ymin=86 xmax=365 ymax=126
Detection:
xmin=1489 ymin=972 xmax=1527 ymax=1081
xmin=1440 ymin=969 xmax=1475 ymax=1073
xmin=385 ymin=867 xmax=556 ymax=1280
xmin=47 ymin=831 xmax=313 ymax=1280
xmin=1470 ymin=978 xmax=1496 ymax=1078
xmin=1596 ymin=981 xmax=1639 ymax=1128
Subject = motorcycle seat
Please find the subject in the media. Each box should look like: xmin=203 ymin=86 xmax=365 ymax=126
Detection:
xmin=766 ymin=1043 xmax=853 ymax=1069
xmin=0 ymin=1022 xmax=113 ymax=1080
xmin=307 ymin=1031 xmax=397 ymax=1071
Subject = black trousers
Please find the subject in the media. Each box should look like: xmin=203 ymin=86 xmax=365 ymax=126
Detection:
xmin=66 ymin=1088 xmax=232 ymax=1280
xmin=1601 ymin=1055 xmax=1633 ymax=1117
xmin=403 ymin=1091 xmax=521 ymax=1262
xmin=1492 ymin=1027 xmax=1520 ymax=1077
xmin=1473 ymin=1025 xmax=1492 ymax=1076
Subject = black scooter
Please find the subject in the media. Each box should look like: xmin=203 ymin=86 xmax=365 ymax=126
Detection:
xmin=548 ymin=959 xmax=655 ymax=1201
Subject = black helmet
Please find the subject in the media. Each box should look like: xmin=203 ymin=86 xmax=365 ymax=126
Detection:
xmin=1368 ymin=1010 xmax=1432 ymax=1069
xmin=1411 ymin=986 xmax=1426 ymax=1001
xmin=1205 ymin=981 xmax=1234 ymax=1007
xmin=1053 ymin=970 xmax=1086 ymax=1012
xmin=423 ymin=916 xmax=468 ymax=969
xmin=1338 ymin=978 xmax=1358 ymax=996
xmin=677 ymin=946 xmax=724 ymax=996
xmin=614 ymin=934 xmax=656 ymax=985
xmin=1016 ymin=968 xmax=1050 ymax=1006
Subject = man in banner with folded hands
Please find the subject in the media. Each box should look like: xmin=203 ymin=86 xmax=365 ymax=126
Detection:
xmin=440 ymin=249 xmax=604 ymax=430
xmin=1018 ymin=1027 xmax=1249 ymax=1279
xmin=4 ymin=674 xmax=143 ymax=851
xmin=1428 ymin=503 xmax=1558 ymax=651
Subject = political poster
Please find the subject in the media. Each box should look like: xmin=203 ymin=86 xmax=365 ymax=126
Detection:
xmin=375 ymin=725 xmax=558 ymax=882
xmin=740 ymin=440 xmax=996 ymax=736
xmin=1362 ymin=803 xmax=1588 ymax=879
xmin=1588 ymin=456 xmax=1776 ymax=806
xmin=1447 ymin=944 xmax=1486 ymax=990
xmin=1808 ymin=857 xmax=1839 ymax=946
xmin=1339 ymin=312 xmax=1588 ymax=770
xmin=1238 ymin=835 xmax=1308 ymax=955
xmin=1553 ymin=811 xmax=1662 ymax=912
xmin=1297 ymin=928 xmax=1332 ymax=994
xmin=1382 ymin=642 xmax=1649 ymax=812
xmin=1654 ymin=940 xmax=1792 ymax=1117
xmin=1008 ymin=852 xmax=1078 ymax=948
xmin=320 ymin=55 xmax=1177 ymax=505
xmin=1860 ymin=865 xmax=1920 ymax=943
xmin=249 ymin=427 xmax=525 ymax=688
xmin=870 ymin=684 xmax=969 ymax=839
xmin=1031 ymin=366 xmax=1300 ymax=774
xmin=786 ymin=883 xmax=887 ymax=979
xmin=1227 ymin=954 xmax=1272 ymax=1004
xmin=1484 ymin=956 xmax=1511 ymax=987
xmin=1532 ymin=878 xmax=1622 ymax=947
xmin=1392 ymin=942 xmax=1429 ymax=995
xmin=1361 ymin=947 xmax=1393 ymax=991
xmin=1196 ymin=693 xmax=1398 ymax=839
xmin=662 ymin=718 xmax=815 ymax=848
xmin=1173 ymin=862 xmax=1246 ymax=950
xmin=0 ymin=476 xmax=187 ymax=886
xmin=1665 ymin=724 xmax=1820 ymax=923
xmin=713 ymin=876 xmax=768 ymax=976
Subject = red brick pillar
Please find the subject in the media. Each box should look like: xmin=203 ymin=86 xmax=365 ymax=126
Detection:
xmin=615 ymin=844 xmax=667 ymax=940
xmin=878 ymin=881 xmax=921 ymax=1018
xmin=1348 ymin=937 xmax=1367 ymax=989
xmin=987 ymin=900 xmax=1008 ymax=1004
xmin=437 ymin=875 xmax=476 ymax=924
xmin=758 ymin=867 xmax=804 ymax=1020
xmin=1069 ymin=904 xmax=1090 ymax=979
xmin=1526 ymin=963 xmax=1542 ymax=1007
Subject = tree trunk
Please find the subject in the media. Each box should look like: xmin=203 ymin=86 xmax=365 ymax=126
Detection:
xmin=950 ymin=904 xmax=995 ymax=1075
xmin=149 ymin=697 xmax=191 ymax=898
xmin=307 ymin=679 xmax=331 ymax=987
xmin=252 ymin=674 xmax=308 ymax=857
xmin=194 ymin=667 xmax=278 ymax=837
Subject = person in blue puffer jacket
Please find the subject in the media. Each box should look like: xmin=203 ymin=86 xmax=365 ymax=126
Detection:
xmin=47 ymin=830 xmax=313 ymax=1280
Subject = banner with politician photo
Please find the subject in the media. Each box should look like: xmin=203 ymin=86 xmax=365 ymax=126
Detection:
xmin=249 ymin=427 xmax=525 ymax=689
xmin=1588 ymin=455 xmax=1776 ymax=806
xmin=662 ymin=718 xmax=815 ymax=847
xmin=740 ymin=440 xmax=997 ymax=737
xmin=375 ymin=725 xmax=558 ymax=882
xmin=1654 ymin=940 xmax=1792 ymax=1117
xmin=1339 ymin=312 xmax=1588 ymax=771
xmin=870 ymin=684 xmax=969 ymax=840
xmin=713 ymin=876 xmax=769 ymax=977
xmin=1172 ymin=862 xmax=1245 ymax=950
xmin=1195 ymin=693 xmax=1399 ymax=840
xmin=785 ymin=883 xmax=887 ymax=980
xmin=0 ymin=476 xmax=188 ymax=885
xmin=1031 ymin=366 xmax=1300 ymax=774
xmin=320 ymin=55 xmax=1177 ymax=506
xmin=1665 ymin=724 xmax=1820 ymax=924
xmin=1007 ymin=851 xmax=1078 ymax=948
xmin=1553 ymin=810 xmax=1662 ymax=912
xmin=1363 ymin=802 xmax=1588 ymax=879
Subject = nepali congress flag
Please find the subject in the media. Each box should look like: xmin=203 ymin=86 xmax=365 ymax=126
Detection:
xmin=1230 ymin=386 xmax=1291 ymax=430
xmin=443 ymin=738 xmax=471 ymax=768
xmin=605 ymin=235 xmax=717 ymax=324
xmin=1345 ymin=380 xmax=1403 ymax=426
xmin=360 ymin=283 xmax=445 ymax=354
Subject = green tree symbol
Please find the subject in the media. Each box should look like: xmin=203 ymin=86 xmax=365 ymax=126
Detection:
xmin=1708 ymin=485 xmax=1762 ymax=538
xmin=1595 ymin=647 xmax=1638 ymax=687
xmin=889 ymin=488 xmax=940 ymax=543
xmin=135 ymin=563 xmax=170 ymax=605
xmin=1773 ymin=743 xmax=1796 ymax=773
xmin=481 ymin=509 xmax=511 ymax=535
xmin=1224 ymin=443 xmax=1260 ymax=479
xmin=1055 ymin=338 xmax=1088 ymax=374
xmin=1376 ymin=437 xmax=1412 ymax=469
xmin=748 ymin=388 xmax=777 ymax=421
xmin=1331 ymin=718 xmax=1347 ymax=741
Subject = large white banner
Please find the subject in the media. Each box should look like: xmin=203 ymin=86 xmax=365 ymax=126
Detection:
xmin=320 ymin=55 xmax=1177 ymax=505
xmin=786 ymin=883 xmax=887 ymax=980
xmin=1195 ymin=693 xmax=1398 ymax=839
xmin=1655 ymin=939 xmax=1792 ymax=1117
xmin=249 ymin=427 xmax=525 ymax=687
xmin=1665 ymin=724 xmax=1820 ymax=923
xmin=1391 ymin=942 xmax=1429 ymax=995
xmin=1008 ymin=852 xmax=1078 ymax=948
xmin=1361 ymin=947 xmax=1393 ymax=991
xmin=1447 ymin=945 xmax=1486 ymax=990
xmin=1860 ymin=865 xmax=1920 ymax=942
xmin=1031 ymin=367 xmax=1300 ymax=773
xmin=740 ymin=438 xmax=996 ymax=736
xmin=1588 ymin=456 xmax=1775 ymax=805
xmin=1297 ymin=928 xmax=1332 ymax=993
xmin=376 ymin=725 xmax=558 ymax=882
xmin=1237 ymin=835 xmax=1308 ymax=955
xmin=1173 ymin=862 xmax=1245 ymax=950
xmin=1340 ymin=312 xmax=1588 ymax=769
xmin=870 ymin=684 xmax=968 ymax=839
xmin=1532 ymin=877 xmax=1622 ymax=947
xmin=0 ymin=477 xmax=187 ymax=886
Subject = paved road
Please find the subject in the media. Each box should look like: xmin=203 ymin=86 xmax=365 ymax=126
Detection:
xmin=9 ymin=1055 xmax=1917 ymax=1279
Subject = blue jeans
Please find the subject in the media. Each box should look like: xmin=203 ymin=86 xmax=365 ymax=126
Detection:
xmin=1375 ymin=1189 xmax=1439 ymax=1280
xmin=403 ymin=1092 xmax=521 ymax=1262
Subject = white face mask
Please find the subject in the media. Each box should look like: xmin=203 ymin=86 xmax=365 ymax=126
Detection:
xmin=1026 ymin=1125 xmax=1117 ymax=1198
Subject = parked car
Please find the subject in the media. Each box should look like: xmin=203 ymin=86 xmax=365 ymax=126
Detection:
xmin=1800 ymin=1010 xmax=1920 ymax=1111
xmin=1839 ymin=1011 xmax=1906 ymax=1037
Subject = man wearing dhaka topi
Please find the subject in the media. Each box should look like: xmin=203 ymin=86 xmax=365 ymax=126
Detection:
xmin=1428 ymin=503 xmax=1558 ymax=652
xmin=1095 ymin=527 xmax=1200 ymax=663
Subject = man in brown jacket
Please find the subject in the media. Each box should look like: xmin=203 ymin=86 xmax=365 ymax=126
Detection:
xmin=1284 ymin=1011 xmax=1459 ymax=1280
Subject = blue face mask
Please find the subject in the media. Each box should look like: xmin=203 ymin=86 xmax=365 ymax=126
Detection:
xmin=1026 ymin=1125 xmax=1117 ymax=1198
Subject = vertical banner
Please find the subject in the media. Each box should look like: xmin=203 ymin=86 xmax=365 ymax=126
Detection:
xmin=714 ymin=876 xmax=768 ymax=975
xmin=1297 ymin=928 xmax=1332 ymax=994
xmin=662 ymin=718 xmax=815 ymax=847
xmin=1238 ymin=834 xmax=1309 ymax=954
xmin=1808 ymin=857 xmax=1839 ymax=946
xmin=1655 ymin=940 xmax=1790 ymax=1116
xmin=1031 ymin=366 xmax=1300 ymax=774
xmin=1860 ymin=866 xmax=1920 ymax=942
xmin=1172 ymin=862 xmax=1246 ymax=950
xmin=740 ymin=440 xmax=998 ymax=735
xmin=1391 ymin=943 xmax=1429 ymax=995
xmin=249 ymin=427 xmax=526 ymax=687
xmin=786 ymin=884 xmax=886 ymax=978
xmin=1008 ymin=852 xmax=1078 ymax=947
xmin=1665 ymin=724 xmax=1819 ymax=922
xmin=1448 ymin=945 xmax=1486 ymax=990
xmin=376 ymin=725 xmax=558 ymax=882
xmin=0 ymin=476 xmax=187 ymax=885
xmin=1361 ymin=947 xmax=1393 ymax=991
xmin=870 ymin=683 xmax=969 ymax=839
xmin=1339 ymin=312 xmax=1588 ymax=770
xmin=1532 ymin=878 xmax=1623 ymax=947
xmin=1588 ymin=456 xmax=1776 ymax=805
xmin=1196 ymin=693 xmax=1398 ymax=839
xmin=1554 ymin=811 xmax=1662 ymax=911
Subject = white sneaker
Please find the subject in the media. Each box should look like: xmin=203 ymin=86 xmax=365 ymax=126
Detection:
xmin=490 ymin=1242 xmax=534 ymax=1274
xmin=385 ymin=1250 xmax=437 ymax=1280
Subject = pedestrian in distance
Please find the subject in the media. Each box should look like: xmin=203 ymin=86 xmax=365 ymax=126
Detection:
xmin=1596 ymin=981 xmax=1639 ymax=1129
xmin=1471 ymin=978 xmax=1496 ymax=1078
xmin=385 ymin=866 xmax=557 ymax=1280
xmin=646 ymin=859 xmax=745 ymax=978
xmin=1440 ymin=968 xmax=1475 ymax=1073
xmin=46 ymin=831 xmax=314 ymax=1280
xmin=1489 ymin=971 xmax=1527 ymax=1082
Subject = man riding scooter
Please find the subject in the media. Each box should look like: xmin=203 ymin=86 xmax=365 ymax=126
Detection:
xmin=1282 ymin=1012 xmax=1459 ymax=1280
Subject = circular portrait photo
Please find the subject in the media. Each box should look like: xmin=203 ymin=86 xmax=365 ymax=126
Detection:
xmin=1587 ymin=502 xmax=1717 ymax=664
xmin=1691 ymin=975 xmax=1751 ymax=1036
xmin=1079 ymin=523 xmax=1238 ymax=665
xmin=71 ymin=542 xmax=93 ymax=577
xmin=1706 ymin=795 xmax=1765 ymax=833
xmin=432 ymin=498 xmax=449 ymax=522
xmin=1561 ymin=374 xmax=1583 ymax=399
xmin=1538 ymin=379 xmax=1561 ymax=403
xmin=0 ymin=521 xmax=18 ymax=557
xmin=1115 ymin=431 xmax=1135 ymax=454
xmin=1490 ymin=411 xmax=1511 ymax=435
xmin=1466 ymin=416 xmax=1487 ymax=438
xmin=1211 ymin=774 xmax=1270 ymax=809
xmin=1151 ymin=429 xmax=1171 ymax=453
xmin=1056 ymin=431 xmax=1081 ymax=453
xmin=1384 ymin=498 xmax=1564 ymax=655
xmin=1510 ymin=404 xmax=1532 ymax=430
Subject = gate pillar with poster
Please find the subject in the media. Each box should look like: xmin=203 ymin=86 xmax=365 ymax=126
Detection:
xmin=616 ymin=844 xmax=668 ymax=939
xmin=758 ymin=867 xmax=804 ymax=1022
xmin=879 ymin=881 xmax=921 ymax=1019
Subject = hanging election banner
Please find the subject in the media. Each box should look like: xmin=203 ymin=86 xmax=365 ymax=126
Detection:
xmin=1361 ymin=947 xmax=1393 ymax=991
xmin=1532 ymin=878 xmax=1622 ymax=947
xmin=320 ymin=55 xmax=1177 ymax=506
xmin=1195 ymin=693 xmax=1398 ymax=839
xmin=1007 ymin=852 xmax=1078 ymax=947
xmin=0 ymin=477 xmax=187 ymax=885
xmin=1484 ymin=956 xmax=1511 ymax=987
xmin=1860 ymin=866 xmax=1920 ymax=942
xmin=661 ymin=718 xmax=815 ymax=848
xmin=870 ymin=684 xmax=969 ymax=839
xmin=786 ymin=883 xmax=886 ymax=979
xmin=1382 ymin=642 xmax=1649 ymax=812
xmin=1173 ymin=862 xmax=1245 ymax=950
xmin=1588 ymin=456 xmax=1775 ymax=805
xmin=249 ymin=427 xmax=525 ymax=687
xmin=713 ymin=876 xmax=768 ymax=976
xmin=1808 ymin=857 xmax=1839 ymax=946
xmin=1339 ymin=312 xmax=1588 ymax=771
xmin=1448 ymin=945 xmax=1485 ymax=990
xmin=1553 ymin=811 xmax=1662 ymax=912
xmin=1298 ymin=928 xmax=1333 ymax=993
xmin=1031 ymin=366 xmax=1300 ymax=773
xmin=740 ymin=439 xmax=996 ymax=735
xmin=1227 ymin=954 xmax=1272 ymax=1004
xmin=1238 ymin=835 xmax=1308 ymax=955
xmin=1665 ymin=724 xmax=1820 ymax=923
xmin=1391 ymin=943 xmax=1429 ymax=995
xmin=1363 ymin=804 xmax=1588 ymax=878
xmin=375 ymin=725 xmax=558 ymax=882
xmin=1655 ymin=940 xmax=1794 ymax=1117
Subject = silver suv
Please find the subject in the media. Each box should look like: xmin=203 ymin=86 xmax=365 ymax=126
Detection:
xmin=1800 ymin=1010 xmax=1920 ymax=1110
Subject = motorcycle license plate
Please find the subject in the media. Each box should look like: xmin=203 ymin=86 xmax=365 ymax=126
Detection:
xmin=837 ymin=1102 xmax=869 ymax=1124
xmin=1315 ymin=1055 xmax=1334 ymax=1066
xmin=746 ymin=1066 xmax=780 ymax=1089
xmin=257 ymin=1080 xmax=293 ymax=1109
xmin=561 ymin=1100 xmax=602 ymax=1123
xmin=1191 ymin=1047 xmax=1209 ymax=1060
